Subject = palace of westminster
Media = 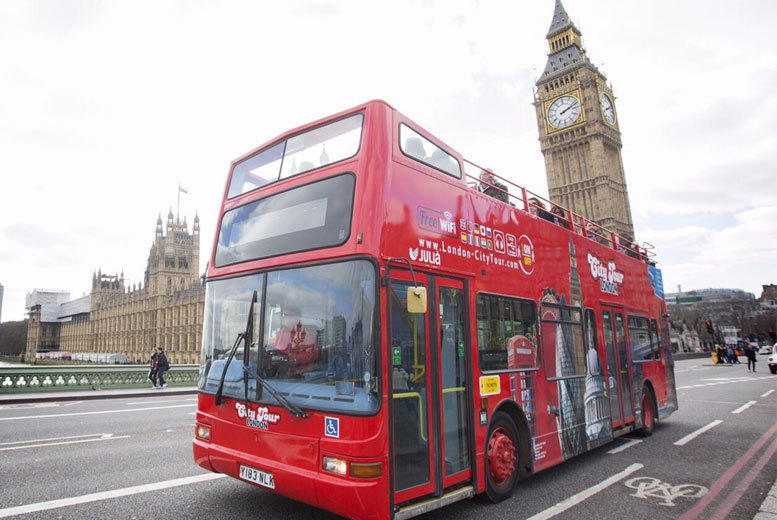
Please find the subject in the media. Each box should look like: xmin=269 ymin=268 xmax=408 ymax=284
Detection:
xmin=25 ymin=211 xmax=205 ymax=364
xmin=24 ymin=1 xmax=636 ymax=365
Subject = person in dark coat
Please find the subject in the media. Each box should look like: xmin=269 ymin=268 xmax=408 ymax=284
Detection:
xmin=155 ymin=347 xmax=170 ymax=389
xmin=148 ymin=349 xmax=158 ymax=389
xmin=745 ymin=345 xmax=758 ymax=372
xmin=478 ymin=168 xmax=508 ymax=203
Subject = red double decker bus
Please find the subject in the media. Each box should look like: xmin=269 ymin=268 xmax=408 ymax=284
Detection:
xmin=193 ymin=100 xmax=678 ymax=519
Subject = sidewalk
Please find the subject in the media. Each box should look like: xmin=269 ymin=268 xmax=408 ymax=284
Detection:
xmin=0 ymin=386 xmax=198 ymax=404
xmin=756 ymin=480 xmax=777 ymax=519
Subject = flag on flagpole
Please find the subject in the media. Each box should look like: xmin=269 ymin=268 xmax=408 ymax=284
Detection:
xmin=179 ymin=185 xmax=188 ymax=194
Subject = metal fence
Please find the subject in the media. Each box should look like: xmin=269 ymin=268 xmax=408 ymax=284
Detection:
xmin=0 ymin=365 xmax=200 ymax=393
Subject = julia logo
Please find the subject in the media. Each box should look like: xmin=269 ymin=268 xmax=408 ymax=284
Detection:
xmin=409 ymin=248 xmax=419 ymax=261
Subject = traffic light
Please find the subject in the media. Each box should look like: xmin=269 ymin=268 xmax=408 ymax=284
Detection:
xmin=705 ymin=321 xmax=714 ymax=334
xmin=770 ymin=328 xmax=776 ymax=342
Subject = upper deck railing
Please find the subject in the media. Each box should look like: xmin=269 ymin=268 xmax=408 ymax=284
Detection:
xmin=460 ymin=159 xmax=656 ymax=264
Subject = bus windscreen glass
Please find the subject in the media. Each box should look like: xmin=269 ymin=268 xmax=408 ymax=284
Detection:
xmin=215 ymin=173 xmax=354 ymax=267
xmin=199 ymin=260 xmax=378 ymax=413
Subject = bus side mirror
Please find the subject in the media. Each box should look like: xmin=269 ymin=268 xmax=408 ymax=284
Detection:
xmin=406 ymin=286 xmax=427 ymax=314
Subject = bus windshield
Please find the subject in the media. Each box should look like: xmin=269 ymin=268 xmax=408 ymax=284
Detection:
xmin=199 ymin=259 xmax=379 ymax=414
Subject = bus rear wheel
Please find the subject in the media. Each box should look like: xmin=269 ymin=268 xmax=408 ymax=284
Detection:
xmin=485 ymin=411 xmax=519 ymax=502
xmin=639 ymin=388 xmax=656 ymax=437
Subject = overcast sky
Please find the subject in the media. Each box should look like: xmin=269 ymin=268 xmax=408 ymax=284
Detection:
xmin=1 ymin=0 xmax=775 ymax=322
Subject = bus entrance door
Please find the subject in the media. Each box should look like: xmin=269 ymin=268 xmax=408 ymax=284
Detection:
xmin=601 ymin=307 xmax=634 ymax=428
xmin=388 ymin=275 xmax=472 ymax=506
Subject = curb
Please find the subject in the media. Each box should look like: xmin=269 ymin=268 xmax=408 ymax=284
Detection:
xmin=0 ymin=387 xmax=198 ymax=404
xmin=755 ymin=479 xmax=777 ymax=519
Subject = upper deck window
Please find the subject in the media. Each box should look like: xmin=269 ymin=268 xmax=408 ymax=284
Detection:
xmin=399 ymin=124 xmax=461 ymax=178
xmin=228 ymin=114 xmax=364 ymax=199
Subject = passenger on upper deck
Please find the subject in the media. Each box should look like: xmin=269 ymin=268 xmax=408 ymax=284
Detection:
xmin=550 ymin=204 xmax=571 ymax=229
xmin=528 ymin=197 xmax=555 ymax=223
xmin=618 ymin=235 xmax=639 ymax=259
xmin=477 ymin=168 xmax=508 ymax=203
xmin=404 ymin=137 xmax=427 ymax=162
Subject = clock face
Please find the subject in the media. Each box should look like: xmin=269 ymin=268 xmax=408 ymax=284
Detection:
xmin=547 ymin=95 xmax=581 ymax=128
xmin=600 ymin=93 xmax=615 ymax=124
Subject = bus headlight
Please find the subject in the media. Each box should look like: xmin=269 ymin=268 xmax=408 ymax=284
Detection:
xmin=195 ymin=424 xmax=211 ymax=441
xmin=322 ymin=456 xmax=347 ymax=476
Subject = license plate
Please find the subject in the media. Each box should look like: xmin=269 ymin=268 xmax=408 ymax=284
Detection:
xmin=239 ymin=464 xmax=275 ymax=489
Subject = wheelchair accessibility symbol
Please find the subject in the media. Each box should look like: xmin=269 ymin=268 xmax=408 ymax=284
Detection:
xmin=325 ymin=417 xmax=340 ymax=438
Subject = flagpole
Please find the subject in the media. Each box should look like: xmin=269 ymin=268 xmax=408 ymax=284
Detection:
xmin=177 ymin=183 xmax=180 ymax=221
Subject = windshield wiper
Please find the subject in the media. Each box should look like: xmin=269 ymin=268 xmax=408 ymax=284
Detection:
xmin=214 ymin=290 xmax=257 ymax=406
xmin=243 ymin=366 xmax=309 ymax=419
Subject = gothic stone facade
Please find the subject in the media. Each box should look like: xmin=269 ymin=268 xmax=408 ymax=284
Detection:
xmin=25 ymin=211 xmax=205 ymax=365
xmin=534 ymin=0 xmax=635 ymax=239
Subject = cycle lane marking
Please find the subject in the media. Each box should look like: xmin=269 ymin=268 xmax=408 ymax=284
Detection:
xmin=624 ymin=477 xmax=708 ymax=507
xmin=524 ymin=463 xmax=643 ymax=520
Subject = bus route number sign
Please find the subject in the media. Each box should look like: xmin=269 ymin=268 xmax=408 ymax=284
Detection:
xmin=479 ymin=375 xmax=501 ymax=396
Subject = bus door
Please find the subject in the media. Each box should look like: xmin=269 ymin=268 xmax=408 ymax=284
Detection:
xmin=601 ymin=306 xmax=634 ymax=428
xmin=388 ymin=273 xmax=472 ymax=506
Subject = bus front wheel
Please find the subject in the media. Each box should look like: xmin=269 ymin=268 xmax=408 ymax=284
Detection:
xmin=485 ymin=411 xmax=519 ymax=502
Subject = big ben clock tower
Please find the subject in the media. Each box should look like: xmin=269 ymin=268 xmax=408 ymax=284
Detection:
xmin=534 ymin=0 xmax=635 ymax=238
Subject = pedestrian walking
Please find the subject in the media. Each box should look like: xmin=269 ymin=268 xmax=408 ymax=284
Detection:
xmin=155 ymin=347 xmax=170 ymax=389
xmin=745 ymin=345 xmax=757 ymax=372
xmin=148 ymin=349 xmax=158 ymax=389
xmin=726 ymin=346 xmax=734 ymax=364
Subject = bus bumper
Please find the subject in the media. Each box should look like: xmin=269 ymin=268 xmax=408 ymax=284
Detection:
xmin=193 ymin=438 xmax=388 ymax=520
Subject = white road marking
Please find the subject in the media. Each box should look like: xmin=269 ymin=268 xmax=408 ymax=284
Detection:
xmin=524 ymin=463 xmax=643 ymax=520
xmin=126 ymin=399 xmax=196 ymax=405
xmin=608 ymin=438 xmax=643 ymax=454
xmin=731 ymin=401 xmax=757 ymax=414
xmin=762 ymin=389 xmax=775 ymax=397
xmin=676 ymin=375 xmax=772 ymax=390
xmin=0 ymin=403 xmax=193 ymax=421
xmin=0 ymin=433 xmax=130 ymax=451
xmin=674 ymin=420 xmax=723 ymax=446
xmin=0 ymin=473 xmax=227 ymax=518
xmin=0 ymin=433 xmax=114 ymax=446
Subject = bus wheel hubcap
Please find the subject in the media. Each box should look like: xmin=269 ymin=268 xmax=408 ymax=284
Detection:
xmin=643 ymin=396 xmax=653 ymax=428
xmin=488 ymin=427 xmax=516 ymax=485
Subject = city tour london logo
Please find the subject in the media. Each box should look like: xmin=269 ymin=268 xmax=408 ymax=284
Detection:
xmin=235 ymin=402 xmax=281 ymax=431
xmin=411 ymin=205 xmax=530 ymax=272
xmin=587 ymin=251 xmax=624 ymax=295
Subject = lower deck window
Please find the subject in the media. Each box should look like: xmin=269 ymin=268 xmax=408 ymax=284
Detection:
xmin=476 ymin=294 xmax=538 ymax=371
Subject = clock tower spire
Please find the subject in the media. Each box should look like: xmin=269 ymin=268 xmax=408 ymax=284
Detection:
xmin=534 ymin=1 xmax=635 ymax=239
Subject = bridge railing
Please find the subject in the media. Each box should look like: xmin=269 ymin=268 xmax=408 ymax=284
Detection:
xmin=0 ymin=365 xmax=199 ymax=393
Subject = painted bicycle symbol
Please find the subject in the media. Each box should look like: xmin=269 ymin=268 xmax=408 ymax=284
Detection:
xmin=625 ymin=477 xmax=708 ymax=507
